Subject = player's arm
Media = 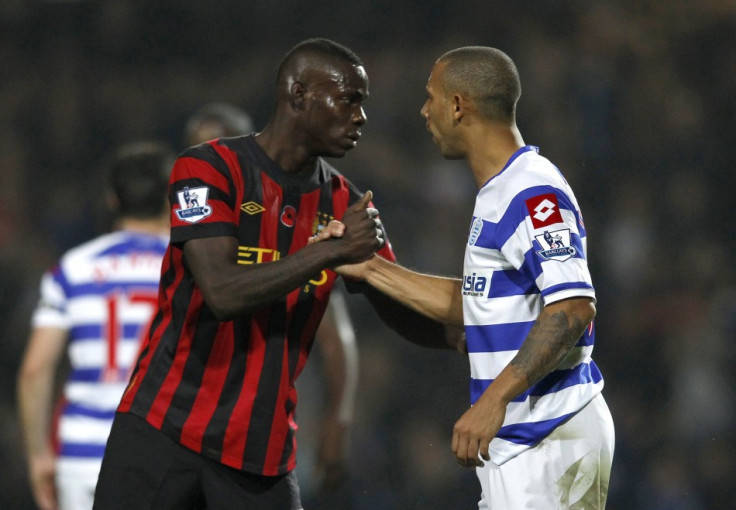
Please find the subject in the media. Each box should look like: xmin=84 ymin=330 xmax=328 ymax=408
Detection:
xmin=17 ymin=326 xmax=68 ymax=510
xmin=314 ymin=221 xmax=464 ymax=349
xmin=185 ymin=192 xmax=382 ymax=320
xmin=340 ymin=254 xmax=464 ymax=327
xmin=451 ymin=296 xmax=595 ymax=467
xmin=312 ymin=290 xmax=357 ymax=492
xmin=361 ymin=285 xmax=462 ymax=349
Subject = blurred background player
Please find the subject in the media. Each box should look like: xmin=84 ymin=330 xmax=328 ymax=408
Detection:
xmin=17 ymin=142 xmax=174 ymax=510
xmin=183 ymin=102 xmax=255 ymax=149
xmin=184 ymin=101 xmax=360 ymax=503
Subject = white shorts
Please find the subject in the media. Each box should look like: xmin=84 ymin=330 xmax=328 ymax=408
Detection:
xmin=476 ymin=393 xmax=615 ymax=510
xmin=56 ymin=457 xmax=102 ymax=510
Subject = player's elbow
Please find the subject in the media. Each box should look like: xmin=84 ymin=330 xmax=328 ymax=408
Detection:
xmin=198 ymin=278 xmax=267 ymax=321
xmin=200 ymin=289 xmax=238 ymax=321
xmin=583 ymin=299 xmax=596 ymax=324
xmin=209 ymin=304 xmax=236 ymax=322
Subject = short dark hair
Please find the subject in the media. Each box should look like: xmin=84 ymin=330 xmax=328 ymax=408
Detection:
xmin=276 ymin=38 xmax=364 ymax=84
xmin=184 ymin=103 xmax=254 ymax=144
xmin=437 ymin=47 xmax=521 ymax=123
xmin=107 ymin=141 xmax=174 ymax=219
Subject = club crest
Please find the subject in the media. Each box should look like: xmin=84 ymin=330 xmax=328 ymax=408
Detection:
xmin=468 ymin=216 xmax=483 ymax=246
xmin=534 ymin=228 xmax=576 ymax=262
xmin=175 ymin=186 xmax=212 ymax=223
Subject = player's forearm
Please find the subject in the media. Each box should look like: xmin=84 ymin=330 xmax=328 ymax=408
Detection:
xmin=488 ymin=298 xmax=595 ymax=404
xmin=363 ymin=256 xmax=464 ymax=326
xmin=17 ymin=328 xmax=67 ymax=461
xmin=17 ymin=367 xmax=56 ymax=458
xmin=187 ymin=237 xmax=353 ymax=320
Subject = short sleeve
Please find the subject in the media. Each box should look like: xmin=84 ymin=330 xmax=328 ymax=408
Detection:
xmin=501 ymin=187 xmax=595 ymax=305
xmin=169 ymin=145 xmax=239 ymax=245
xmin=31 ymin=269 xmax=71 ymax=330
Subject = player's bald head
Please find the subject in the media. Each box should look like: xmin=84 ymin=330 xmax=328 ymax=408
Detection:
xmin=436 ymin=46 xmax=521 ymax=123
xmin=276 ymin=38 xmax=365 ymax=98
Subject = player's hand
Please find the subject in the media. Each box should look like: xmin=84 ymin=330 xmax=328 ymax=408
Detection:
xmin=308 ymin=220 xmax=345 ymax=245
xmin=29 ymin=453 xmax=58 ymax=510
xmin=451 ymin=396 xmax=506 ymax=468
xmin=334 ymin=191 xmax=385 ymax=263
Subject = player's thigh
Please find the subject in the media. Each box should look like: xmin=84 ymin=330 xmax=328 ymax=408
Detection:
xmin=477 ymin=393 xmax=614 ymax=510
xmin=201 ymin=460 xmax=303 ymax=510
xmin=93 ymin=412 xmax=203 ymax=510
xmin=56 ymin=457 xmax=100 ymax=510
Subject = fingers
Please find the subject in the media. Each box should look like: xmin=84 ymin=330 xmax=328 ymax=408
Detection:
xmin=479 ymin=443 xmax=491 ymax=462
xmin=452 ymin=433 xmax=484 ymax=468
xmin=308 ymin=220 xmax=345 ymax=245
xmin=451 ymin=423 xmax=488 ymax=468
xmin=374 ymin=218 xmax=385 ymax=248
xmin=349 ymin=190 xmax=373 ymax=212
xmin=336 ymin=190 xmax=387 ymax=262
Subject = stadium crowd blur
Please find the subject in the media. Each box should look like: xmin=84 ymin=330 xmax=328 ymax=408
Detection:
xmin=1 ymin=1 xmax=734 ymax=509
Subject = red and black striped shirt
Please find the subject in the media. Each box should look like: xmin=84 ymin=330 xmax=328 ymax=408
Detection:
xmin=118 ymin=135 xmax=395 ymax=475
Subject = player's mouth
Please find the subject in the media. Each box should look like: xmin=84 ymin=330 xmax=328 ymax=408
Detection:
xmin=346 ymin=132 xmax=361 ymax=147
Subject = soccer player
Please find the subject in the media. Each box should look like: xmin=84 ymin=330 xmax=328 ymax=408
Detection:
xmin=17 ymin=142 xmax=174 ymax=510
xmin=182 ymin=102 xmax=255 ymax=149
xmin=326 ymin=46 xmax=615 ymax=508
xmin=92 ymin=38 xmax=449 ymax=510
xmin=184 ymin=101 xmax=360 ymax=497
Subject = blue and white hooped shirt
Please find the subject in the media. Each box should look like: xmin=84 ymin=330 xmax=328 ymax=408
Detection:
xmin=32 ymin=230 xmax=166 ymax=464
xmin=463 ymin=146 xmax=602 ymax=465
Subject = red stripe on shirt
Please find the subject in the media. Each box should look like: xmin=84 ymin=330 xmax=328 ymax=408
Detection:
xmin=175 ymin=155 xmax=233 ymax=192
xmin=260 ymin=172 xmax=282 ymax=248
xmin=220 ymin=312 xmax=269 ymax=469
xmin=221 ymin=171 xmax=281 ymax=469
xmin=260 ymin=287 xmax=300 ymax=474
xmin=291 ymin=188 xmax=321 ymax=253
xmin=146 ymin=290 xmax=204 ymax=428
xmin=179 ymin=321 xmax=235 ymax=453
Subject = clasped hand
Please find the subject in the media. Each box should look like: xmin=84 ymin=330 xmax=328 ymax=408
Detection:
xmin=309 ymin=191 xmax=384 ymax=266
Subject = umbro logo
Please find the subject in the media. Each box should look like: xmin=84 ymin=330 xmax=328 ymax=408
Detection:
xmin=241 ymin=202 xmax=265 ymax=215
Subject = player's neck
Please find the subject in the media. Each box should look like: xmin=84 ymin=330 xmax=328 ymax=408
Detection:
xmin=466 ymin=124 xmax=524 ymax=188
xmin=254 ymin=128 xmax=318 ymax=176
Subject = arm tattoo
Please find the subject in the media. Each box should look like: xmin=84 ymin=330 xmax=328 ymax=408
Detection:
xmin=510 ymin=310 xmax=585 ymax=387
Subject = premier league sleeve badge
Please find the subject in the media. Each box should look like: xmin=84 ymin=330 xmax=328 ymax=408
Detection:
xmin=534 ymin=228 xmax=577 ymax=262
xmin=175 ymin=186 xmax=213 ymax=223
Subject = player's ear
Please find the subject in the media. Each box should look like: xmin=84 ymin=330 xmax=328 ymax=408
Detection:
xmin=290 ymin=81 xmax=307 ymax=110
xmin=452 ymin=94 xmax=466 ymax=123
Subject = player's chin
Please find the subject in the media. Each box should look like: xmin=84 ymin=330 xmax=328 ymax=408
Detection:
xmin=327 ymin=142 xmax=356 ymax=158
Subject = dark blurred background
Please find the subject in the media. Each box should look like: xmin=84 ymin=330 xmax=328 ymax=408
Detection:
xmin=1 ymin=1 xmax=735 ymax=509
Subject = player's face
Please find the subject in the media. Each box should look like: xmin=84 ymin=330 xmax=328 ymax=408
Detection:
xmin=303 ymin=62 xmax=368 ymax=158
xmin=420 ymin=63 xmax=463 ymax=159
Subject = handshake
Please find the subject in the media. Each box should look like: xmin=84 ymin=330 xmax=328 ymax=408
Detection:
xmin=309 ymin=190 xmax=385 ymax=277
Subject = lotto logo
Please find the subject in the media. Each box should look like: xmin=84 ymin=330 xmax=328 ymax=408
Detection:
xmin=525 ymin=193 xmax=563 ymax=229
